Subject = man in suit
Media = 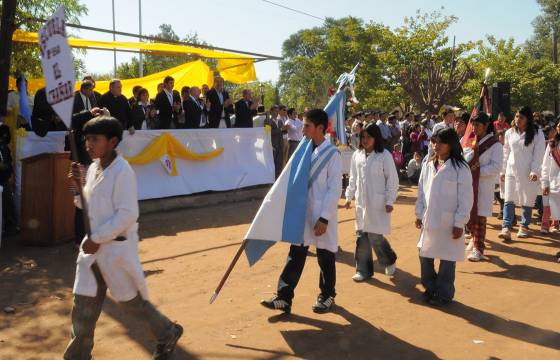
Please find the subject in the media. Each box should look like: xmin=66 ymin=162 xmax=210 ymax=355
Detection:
xmin=206 ymin=76 xmax=234 ymax=128
xmin=264 ymin=105 xmax=287 ymax=179
xmin=82 ymin=75 xmax=101 ymax=107
xmin=98 ymin=79 xmax=133 ymax=131
xmin=183 ymin=86 xmax=206 ymax=129
xmin=154 ymin=76 xmax=182 ymax=129
xmin=234 ymin=89 xmax=258 ymax=128
xmin=72 ymin=80 xmax=94 ymax=114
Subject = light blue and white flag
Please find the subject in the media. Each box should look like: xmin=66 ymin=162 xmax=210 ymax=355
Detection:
xmin=244 ymin=138 xmax=338 ymax=266
xmin=18 ymin=77 xmax=32 ymax=129
xmin=324 ymin=90 xmax=347 ymax=145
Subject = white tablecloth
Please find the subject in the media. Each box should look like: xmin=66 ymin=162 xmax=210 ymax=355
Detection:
xmin=15 ymin=128 xmax=275 ymax=204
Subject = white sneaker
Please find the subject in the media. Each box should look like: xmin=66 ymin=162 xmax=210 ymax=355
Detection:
xmin=467 ymin=249 xmax=483 ymax=262
xmin=352 ymin=272 xmax=366 ymax=282
xmin=465 ymin=233 xmax=473 ymax=240
xmin=517 ymin=227 xmax=529 ymax=238
xmin=498 ymin=228 xmax=511 ymax=241
xmin=540 ymin=228 xmax=549 ymax=234
xmin=465 ymin=240 xmax=474 ymax=252
xmin=385 ymin=263 xmax=396 ymax=276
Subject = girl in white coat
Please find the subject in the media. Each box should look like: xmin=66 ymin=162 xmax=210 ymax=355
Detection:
xmin=345 ymin=123 xmax=399 ymax=281
xmin=541 ymin=121 xmax=560 ymax=228
xmin=415 ymin=128 xmax=473 ymax=306
xmin=499 ymin=106 xmax=546 ymax=241
xmin=65 ymin=116 xmax=182 ymax=359
xmin=463 ymin=112 xmax=503 ymax=262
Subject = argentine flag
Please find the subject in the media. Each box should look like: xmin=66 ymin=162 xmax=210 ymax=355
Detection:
xmin=244 ymin=138 xmax=337 ymax=266
xmin=324 ymin=90 xmax=347 ymax=145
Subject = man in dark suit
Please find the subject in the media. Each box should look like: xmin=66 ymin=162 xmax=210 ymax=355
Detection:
xmin=154 ymin=76 xmax=182 ymax=129
xmin=183 ymin=86 xmax=206 ymax=129
xmin=206 ymin=76 xmax=234 ymax=128
xmin=72 ymin=80 xmax=94 ymax=114
xmin=98 ymin=79 xmax=133 ymax=130
xmin=234 ymin=89 xmax=258 ymax=128
xmin=82 ymin=75 xmax=101 ymax=107
xmin=264 ymin=105 xmax=287 ymax=179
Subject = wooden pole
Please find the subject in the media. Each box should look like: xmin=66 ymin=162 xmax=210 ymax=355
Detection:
xmin=0 ymin=0 xmax=17 ymax=117
xmin=209 ymin=240 xmax=247 ymax=304
xmin=68 ymin=130 xmax=92 ymax=238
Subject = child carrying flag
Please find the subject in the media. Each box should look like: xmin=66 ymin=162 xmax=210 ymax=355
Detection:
xmin=64 ymin=116 xmax=182 ymax=360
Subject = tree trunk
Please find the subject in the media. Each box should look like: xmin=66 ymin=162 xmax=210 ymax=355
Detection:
xmin=0 ymin=0 xmax=17 ymax=117
xmin=553 ymin=27 xmax=558 ymax=116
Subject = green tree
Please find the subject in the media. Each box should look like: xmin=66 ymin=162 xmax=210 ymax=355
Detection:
xmin=116 ymin=24 xmax=210 ymax=79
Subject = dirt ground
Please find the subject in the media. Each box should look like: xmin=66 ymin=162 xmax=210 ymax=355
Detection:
xmin=1 ymin=184 xmax=559 ymax=360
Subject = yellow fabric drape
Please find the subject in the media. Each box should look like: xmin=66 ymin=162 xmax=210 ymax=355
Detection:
xmin=14 ymin=30 xmax=251 ymax=59
xmin=124 ymin=132 xmax=224 ymax=176
xmin=11 ymin=30 xmax=257 ymax=92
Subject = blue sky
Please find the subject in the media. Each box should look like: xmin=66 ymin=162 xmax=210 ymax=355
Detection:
xmin=76 ymin=0 xmax=542 ymax=82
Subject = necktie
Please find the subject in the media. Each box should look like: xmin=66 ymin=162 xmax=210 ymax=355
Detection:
xmin=85 ymin=97 xmax=90 ymax=111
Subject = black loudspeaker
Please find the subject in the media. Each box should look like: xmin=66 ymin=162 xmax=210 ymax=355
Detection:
xmin=490 ymin=82 xmax=511 ymax=120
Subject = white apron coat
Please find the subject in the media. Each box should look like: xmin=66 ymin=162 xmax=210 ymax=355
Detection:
xmin=303 ymin=140 xmax=342 ymax=253
xmin=415 ymin=159 xmax=473 ymax=262
xmin=541 ymin=143 xmax=560 ymax=219
xmin=73 ymin=156 xmax=149 ymax=302
xmin=345 ymin=149 xmax=399 ymax=235
xmin=502 ymin=128 xmax=546 ymax=207
xmin=476 ymin=134 xmax=503 ymax=217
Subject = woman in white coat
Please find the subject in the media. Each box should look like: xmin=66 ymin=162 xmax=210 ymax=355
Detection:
xmin=499 ymin=106 xmax=546 ymax=241
xmin=345 ymin=123 xmax=399 ymax=281
xmin=463 ymin=112 xmax=503 ymax=262
xmin=415 ymin=128 xmax=473 ymax=306
xmin=541 ymin=121 xmax=560 ymax=224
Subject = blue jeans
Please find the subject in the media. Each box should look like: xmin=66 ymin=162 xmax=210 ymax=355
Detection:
xmin=355 ymin=231 xmax=397 ymax=277
xmin=419 ymin=257 xmax=456 ymax=301
xmin=502 ymin=202 xmax=532 ymax=229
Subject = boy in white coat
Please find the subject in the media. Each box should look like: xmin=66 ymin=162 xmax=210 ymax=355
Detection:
xmin=261 ymin=109 xmax=342 ymax=314
xmin=345 ymin=123 xmax=399 ymax=281
xmin=64 ymin=116 xmax=182 ymax=360
xmin=415 ymin=128 xmax=473 ymax=306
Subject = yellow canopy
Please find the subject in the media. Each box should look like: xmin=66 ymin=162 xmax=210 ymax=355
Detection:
xmin=10 ymin=30 xmax=258 ymax=95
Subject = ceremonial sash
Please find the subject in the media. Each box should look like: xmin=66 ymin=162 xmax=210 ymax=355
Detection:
xmin=468 ymin=135 xmax=499 ymax=226
xmin=308 ymin=143 xmax=338 ymax=187
xmin=551 ymin=146 xmax=560 ymax=168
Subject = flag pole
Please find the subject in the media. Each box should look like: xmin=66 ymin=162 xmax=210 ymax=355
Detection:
xmin=209 ymin=240 xmax=248 ymax=304
xmin=68 ymin=130 xmax=92 ymax=238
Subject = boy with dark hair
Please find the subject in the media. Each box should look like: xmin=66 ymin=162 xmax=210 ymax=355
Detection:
xmin=261 ymin=109 xmax=342 ymax=314
xmin=64 ymin=116 xmax=182 ymax=360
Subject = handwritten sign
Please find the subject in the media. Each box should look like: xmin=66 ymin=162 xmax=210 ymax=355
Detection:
xmin=38 ymin=6 xmax=75 ymax=128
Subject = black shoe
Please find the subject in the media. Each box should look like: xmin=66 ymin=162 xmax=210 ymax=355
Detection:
xmin=422 ymin=290 xmax=434 ymax=303
xmin=260 ymin=296 xmax=291 ymax=313
xmin=428 ymin=296 xmax=452 ymax=307
xmin=497 ymin=213 xmax=503 ymax=220
xmin=153 ymin=323 xmax=183 ymax=360
xmin=312 ymin=295 xmax=335 ymax=314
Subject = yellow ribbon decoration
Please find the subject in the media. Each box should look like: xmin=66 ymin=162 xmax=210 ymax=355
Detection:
xmin=124 ymin=132 xmax=224 ymax=176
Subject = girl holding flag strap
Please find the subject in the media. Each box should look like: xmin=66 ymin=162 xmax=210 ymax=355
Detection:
xmin=463 ymin=112 xmax=503 ymax=262
xmin=345 ymin=123 xmax=399 ymax=281
xmin=260 ymin=109 xmax=342 ymax=314
xmin=415 ymin=128 xmax=473 ymax=306
xmin=498 ymin=107 xmax=546 ymax=241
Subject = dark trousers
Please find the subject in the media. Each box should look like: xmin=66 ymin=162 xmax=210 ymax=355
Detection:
xmin=74 ymin=207 xmax=85 ymax=245
xmin=419 ymin=256 xmax=456 ymax=302
xmin=355 ymin=231 xmax=397 ymax=277
xmin=535 ymin=195 xmax=544 ymax=221
xmin=277 ymin=245 xmax=336 ymax=303
xmin=495 ymin=191 xmax=504 ymax=217
xmin=1 ymin=183 xmax=16 ymax=232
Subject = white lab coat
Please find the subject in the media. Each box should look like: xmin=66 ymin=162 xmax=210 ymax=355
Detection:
xmin=415 ymin=159 xmax=473 ymax=262
xmin=502 ymin=128 xmax=546 ymax=207
xmin=345 ymin=149 xmax=399 ymax=235
xmin=541 ymin=143 xmax=560 ymax=219
xmin=303 ymin=140 xmax=342 ymax=253
xmin=73 ymin=156 xmax=149 ymax=302
xmin=476 ymin=134 xmax=503 ymax=217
